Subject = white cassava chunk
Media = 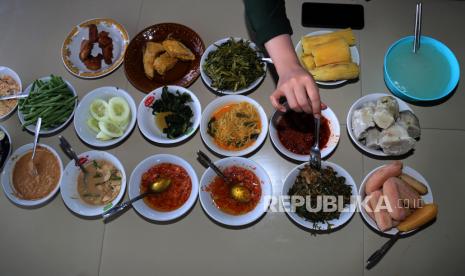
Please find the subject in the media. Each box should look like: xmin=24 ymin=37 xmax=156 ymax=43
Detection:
xmin=365 ymin=128 xmax=381 ymax=149
xmin=352 ymin=105 xmax=375 ymax=140
xmin=397 ymin=110 xmax=421 ymax=139
xmin=373 ymin=96 xmax=399 ymax=129
xmin=379 ymin=123 xmax=416 ymax=155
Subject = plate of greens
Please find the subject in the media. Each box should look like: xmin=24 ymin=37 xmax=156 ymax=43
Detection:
xmin=200 ymin=37 xmax=266 ymax=94
xmin=282 ymin=161 xmax=358 ymax=232
xmin=137 ymin=85 xmax=201 ymax=144
xmin=18 ymin=75 xmax=78 ymax=135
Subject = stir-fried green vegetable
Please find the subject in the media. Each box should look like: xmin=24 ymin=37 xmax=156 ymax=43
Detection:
xmin=150 ymin=86 xmax=193 ymax=139
xmin=19 ymin=75 xmax=77 ymax=129
xmin=288 ymin=165 xmax=352 ymax=228
xmin=203 ymin=38 xmax=265 ymax=91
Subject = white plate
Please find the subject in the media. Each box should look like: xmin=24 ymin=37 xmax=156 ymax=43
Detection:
xmin=359 ymin=165 xmax=434 ymax=236
xmin=199 ymin=157 xmax=272 ymax=226
xmin=128 ymin=154 xmax=198 ymax=221
xmin=200 ymin=95 xmax=268 ymax=157
xmin=200 ymin=37 xmax=267 ymax=95
xmin=0 ymin=66 xmax=22 ymax=120
xmin=60 ymin=150 xmax=127 ymax=217
xmin=282 ymin=161 xmax=358 ymax=231
xmin=74 ymin=86 xmax=136 ymax=147
xmin=1 ymin=143 xmax=63 ymax=207
xmin=61 ymin=18 xmax=129 ymax=79
xmin=0 ymin=125 xmax=12 ymax=170
xmin=18 ymin=76 xmax=78 ymax=135
xmin=137 ymin=85 xmax=201 ymax=144
xmin=269 ymin=106 xmax=340 ymax=162
xmin=346 ymin=93 xmax=414 ymax=157
xmin=295 ymin=30 xmax=360 ymax=86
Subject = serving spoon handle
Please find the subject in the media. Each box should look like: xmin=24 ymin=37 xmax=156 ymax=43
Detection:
xmin=102 ymin=192 xmax=150 ymax=221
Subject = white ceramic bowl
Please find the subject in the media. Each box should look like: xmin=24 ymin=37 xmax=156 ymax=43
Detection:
xmin=200 ymin=37 xmax=267 ymax=95
xmin=128 ymin=154 xmax=199 ymax=221
xmin=359 ymin=165 xmax=433 ymax=236
xmin=74 ymin=86 xmax=137 ymax=147
xmin=137 ymin=85 xmax=201 ymax=144
xmin=199 ymin=157 xmax=272 ymax=226
xmin=0 ymin=66 xmax=22 ymax=120
xmin=346 ymin=93 xmax=414 ymax=157
xmin=18 ymin=76 xmax=78 ymax=134
xmin=282 ymin=161 xmax=358 ymax=231
xmin=0 ymin=125 xmax=13 ymax=169
xmin=200 ymin=95 xmax=268 ymax=157
xmin=60 ymin=150 xmax=127 ymax=217
xmin=295 ymin=30 xmax=360 ymax=86
xmin=1 ymin=143 xmax=63 ymax=207
xmin=269 ymin=106 xmax=340 ymax=162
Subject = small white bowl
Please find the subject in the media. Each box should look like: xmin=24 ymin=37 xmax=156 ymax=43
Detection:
xmin=269 ymin=106 xmax=340 ymax=162
xmin=346 ymin=93 xmax=413 ymax=157
xmin=0 ymin=125 xmax=13 ymax=170
xmin=199 ymin=157 xmax=272 ymax=227
xmin=0 ymin=66 xmax=22 ymax=120
xmin=282 ymin=161 xmax=358 ymax=231
xmin=295 ymin=30 xmax=360 ymax=86
xmin=60 ymin=150 xmax=127 ymax=217
xmin=128 ymin=154 xmax=199 ymax=221
xmin=137 ymin=86 xmax=201 ymax=144
xmin=200 ymin=37 xmax=267 ymax=95
xmin=18 ymin=76 xmax=78 ymax=135
xmin=359 ymin=165 xmax=433 ymax=236
xmin=200 ymin=95 xmax=268 ymax=157
xmin=74 ymin=86 xmax=137 ymax=147
xmin=1 ymin=143 xmax=63 ymax=207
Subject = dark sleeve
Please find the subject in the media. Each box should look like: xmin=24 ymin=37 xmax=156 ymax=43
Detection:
xmin=244 ymin=0 xmax=293 ymax=45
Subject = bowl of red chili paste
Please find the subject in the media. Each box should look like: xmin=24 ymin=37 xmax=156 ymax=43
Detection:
xmin=269 ymin=106 xmax=340 ymax=162
xmin=128 ymin=154 xmax=198 ymax=221
xmin=199 ymin=157 xmax=272 ymax=226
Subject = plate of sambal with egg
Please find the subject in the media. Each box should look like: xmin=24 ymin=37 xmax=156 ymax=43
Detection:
xmin=199 ymin=157 xmax=272 ymax=226
xmin=128 ymin=154 xmax=198 ymax=221
xmin=269 ymin=106 xmax=340 ymax=162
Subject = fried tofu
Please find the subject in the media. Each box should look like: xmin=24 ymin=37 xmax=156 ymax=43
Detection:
xmin=162 ymin=39 xmax=195 ymax=61
xmin=153 ymin=52 xmax=178 ymax=75
xmin=143 ymin=42 xmax=165 ymax=79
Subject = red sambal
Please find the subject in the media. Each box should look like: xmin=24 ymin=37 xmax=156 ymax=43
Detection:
xmin=276 ymin=111 xmax=331 ymax=155
xmin=140 ymin=163 xmax=191 ymax=212
xmin=206 ymin=166 xmax=261 ymax=215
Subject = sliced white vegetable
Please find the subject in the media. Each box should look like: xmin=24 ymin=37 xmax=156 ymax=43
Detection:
xmin=90 ymin=99 xmax=109 ymax=121
xmin=108 ymin=97 xmax=130 ymax=123
xmin=98 ymin=120 xmax=123 ymax=138
xmin=96 ymin=131 xmax=113 ymax=140
xmin=87 ymin=117 xmax=101 ymax=133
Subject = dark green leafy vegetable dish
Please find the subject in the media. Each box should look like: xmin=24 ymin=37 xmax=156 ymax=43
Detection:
xmin=203 ymin=38 xmax=265 ymax=92
xmin=149 ymin=86 xmax=193 ymax=139
xmin=288 ymin=164 xmax=352 ymax=228
xmin=19 ymin=75 xmax=77 ymax=129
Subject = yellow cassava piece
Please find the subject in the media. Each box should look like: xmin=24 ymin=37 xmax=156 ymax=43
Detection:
xmin=301 ymin=28 xmax=356 ymax=55
xmin=310 ymin=62 xmax=360 ymax=81
xmin=301 ymin=54 xmax=316 ymax=71
xmin=311 ymin=38 xmax=351 ymax=67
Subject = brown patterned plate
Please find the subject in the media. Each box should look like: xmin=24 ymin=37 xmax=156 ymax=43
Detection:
xmin=124 ymin=23 xmax=205 ymax=93
xmin=62 ymin=18 xmax=129 ymax=79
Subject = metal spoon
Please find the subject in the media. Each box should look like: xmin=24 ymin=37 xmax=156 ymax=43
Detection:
xmin=58 ymin=135 xmax=89 ymax=187
xmin=309 ymin=115 xmax=321 ymax=170
xmin=197 ymin=150 xmax=251 ymax=203
xmin=30 ymin=117 xmax=42 ymax=176
xmin=0 ymin=94 xmax=28 ymax=101
xmin=102 ymin=178 xmax=171 ymax=221
xmin=413 ymin=2 xmax=422 ymax=53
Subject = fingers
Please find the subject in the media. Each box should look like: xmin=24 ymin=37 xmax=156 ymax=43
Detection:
xmin=284 ymin=88 xmax=302 ymax=112
xmin=305 ymin=82 xmax=321 ymax=115
xmin=270 ymin=89 xmax=286 ymax=112
xmin=321 ymin=102 xmax=327 ymax=110
xmin=294 ymin=84 xmax=313 ymax=113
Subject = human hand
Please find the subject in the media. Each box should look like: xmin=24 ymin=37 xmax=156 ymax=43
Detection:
xmin=270 ymin=64 xmax=326 ymax=115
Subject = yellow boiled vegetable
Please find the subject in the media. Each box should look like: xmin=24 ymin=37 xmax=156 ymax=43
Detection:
xmin=310 ymin=62 xmax=359 ymax=81
xmin=301 ymin=54 xmax=316 ymax=71
xmin=301 ymin=28 xmax=356 ymax=55
xmin=311 ymin=38 xmax=351 ymax=67
xmin=397 ymin=203 xmax=438 ymax=232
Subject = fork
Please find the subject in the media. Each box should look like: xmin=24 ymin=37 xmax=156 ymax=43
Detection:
xmin=309 ymin=115 xmax=321 ymax=170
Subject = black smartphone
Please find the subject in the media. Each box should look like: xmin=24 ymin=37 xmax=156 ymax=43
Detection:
xmin=302 ymin=2 xmax=364 ymax=30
